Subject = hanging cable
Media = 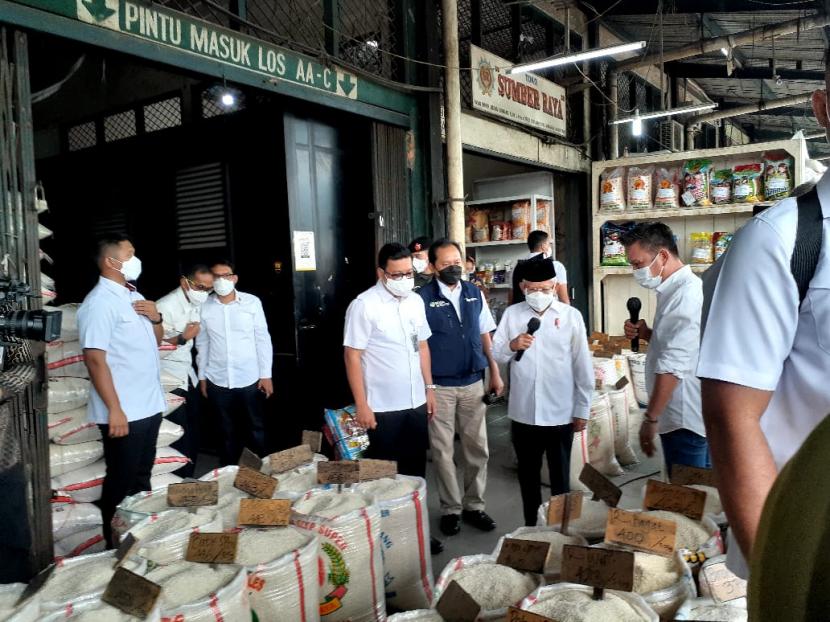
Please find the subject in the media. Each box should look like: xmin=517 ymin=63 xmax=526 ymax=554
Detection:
xmin=31 ymin=55 xmax=86 ymax=103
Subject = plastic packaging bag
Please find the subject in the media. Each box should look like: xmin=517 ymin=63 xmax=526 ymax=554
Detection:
xmin=324 ymin=405 xmax=369 ymax=459
xmin=0 ymin=582 xmax=40 ymax=622
xmin=152 ymin=446 xmax=190 ymax=475
xmin=51 ymin=459 xmax=106 ymax=503
xmin=575 ymin=393 xmax=625 ymax=477
xmin=46 ymin=340 xmax=87 ymax=378
xmin=41 ymin=600 xmax=161 ymax=621
xmin=713 ymin=232 xmax=733 ymax=261
xmin=628 ymin=353 xmax=648 ymax=407
xmin=536 ymin=493 xmax=612 ymax=541
xmin=655 ymin=168 xmax=680 ymax=208
xmin=48 ymin=407 xmax=101 ymax=445
xmin=627 ymin=166 xmax=653 ymax=209
xmin=764 ymin=155 xmax=794 ymax=200
xmin=600 ymin=222 xmax=630 ymax=266
xmin=733 ymin=164 xmax=762 ymax=203
xmin=469 ymin=209 xmax=490 ymax=243
xmin=492 ymin=527 xmax=587 ymax=578
xmin=710 ymin=169 xmax=733 ymax=205
xmin=682 ymin=160 xmax=712 ymax=206
xmin=512 ymin=201 xmax=531 ymax=240
xmin=47 ymin=378 xmax=90 ymax=415
xmin=127 ymin=508 xmax=222 ymax=564
xmin=675 ymin=597 xmax=748 ymax=621
xmin=536 ymin=199 xmax=551 ymax=233
xmin=49 ymin=441 xmax=103 ymax=477
xmin=54 ymin=527 xmax=106 ymax=559
xmin=689 ymin=232 xmax=714 ymax=265
xmin=518 ymin=583 xmax=658 ymax=621
xmin=51 ymin=498 xmax=102 ymax=541
xmin=606 ymin=388 xmax=638 ymax=466
xmin=600 ymin=168 xmax=626 ymax=211
xmin=156 ymin=419 xmax=184 ymax=447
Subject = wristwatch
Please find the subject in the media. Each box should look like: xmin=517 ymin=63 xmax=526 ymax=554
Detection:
xmin=150 ymin=313 xmax=164 ymax=325
xmin=176 ymin=334 xmax=187 ymax=346
xmin=426 ymin=384 xmax=437 ymax=390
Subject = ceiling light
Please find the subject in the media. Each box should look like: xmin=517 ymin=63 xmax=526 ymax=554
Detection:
xmin=610 ymin=102 xmax=718 ymax=125
xmin=508 ymin=41 xmax=646 ymax=75
xmin=720 ymin=47 xmax=729 ymax=56
xmin=220 ymin=92 xmax=235 ymax=107
xmin=632 ymin=115 xmax=643 ymax=137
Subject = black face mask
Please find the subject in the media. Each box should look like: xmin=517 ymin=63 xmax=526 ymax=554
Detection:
xmin=438 ymin=265 xmax=463 ymax=285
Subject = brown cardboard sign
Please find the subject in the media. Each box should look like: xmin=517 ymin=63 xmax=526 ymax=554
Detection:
xmin=435 ymin=580 xmax=481 ymax=622
xmin=643 ymin=479 xmax=707 ymax=521
xmin=237 ymin=498 xmax=291 ymax=527
xmin=547 ymin=493 xmax=584 ymax=526
xmin=506 ymin=607 xmax=557 ymax=622
xmin=579 ymin=464 xmax=622 ymax=507
xmin=14 ymin=564 xmax=55 ymax=606
xmin=185 ymin=532 xmax=239 ymax=564
xmin=301 ymin=430 xmax=323 ymax=453
xmin=238 ymin=447 xmax=262 ymax=471
xmin=614 ymin=376 xmax=629 ymax=390
xmin=702 ymin=561 xmax=748 ymax=603
xmin=605 ymin=508 xmax=677 ymax=557
xmin=670 ymin=464 xmax=719 ymax=488
xmin=594 ymin=378 xmax=603 ymax=391
xmin=317 ymin=460 xmax=360 ymax=485
xmin=560 ymin=544 xmax=635 ymax=592
xmin=496 ymin=538 xmax=552 ymax=574
xmin=101 ymin=567 xmax=162 ymax=618
xmin=114 ymin=533 xmax=139 ymax=566
xmin=234 ymin=465 xmax=278 ymax=499
xmin=268 ymin=445 xmax=313 ymax=473
xmin=358 ymin=459 xmax=398 ymax=482
xmin=166 ymin=481 xmax=219 ymax=507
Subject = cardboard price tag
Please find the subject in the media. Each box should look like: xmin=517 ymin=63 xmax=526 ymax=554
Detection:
xmin=185 ymin=532 xmax=239 ymax=564
xmin=237 ymin=498 xmax=291 ymax=527
xmin=101 ymin=568 xmax=162 ymax=618
xmin=317 ymin=460 xmax=360 ymax=485
xmin=614 ymin=376 xmax=629 ymax=390
xmin=594 ymin=378 xmax=603 ymax=391
xmin=14 ymin=564 xmax=55 ymax=606
xmin=301 ymin=430 xmax=323 ymax=453
xmin=496 ymin=538 xmax=552 ymax=574
xmin=435 ymin=580 xmax=481 ymax=622
xmin=579 ymin=464 xmax=622 ymax=507
xmin=671 ymin=464 xmax=719 ymax=488
xmin=166 ymin=481 xmax=219 ymax=507
xmin=643 ymin=479 xmax=707 ymax=521
xmin=506 ymin=607 xmax=558 ymax=622
xmin=605 ymin=508 xmax=676 ymax=557
xmin=546 ymin=493 xmax=583 ymax=530
xmin=268 ymin=445 xmax=313 ymax=473
xmin=114 ymin=533 xmax=139 ymax=567
xmin=234 ymin=466 xmax=278 ymax=499
xmin=238 ymin=447 xmax=262 ymax=471
xmin=560 ymin=544 xmax=635 ymax=592
xmin=359 ymin=459 xmax=398 ymax=481
xmin=702 ymin=561 xmax=747 ymax=603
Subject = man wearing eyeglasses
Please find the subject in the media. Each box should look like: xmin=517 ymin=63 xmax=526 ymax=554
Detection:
xmin=196 ymin=260 xmax=274 ymax=465
xmin=156 ymin=264 xmax=214 ymax=476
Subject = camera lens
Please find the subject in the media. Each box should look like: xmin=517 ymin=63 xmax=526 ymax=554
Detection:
xmin=0 ymin=310 xmax=62 ymax=342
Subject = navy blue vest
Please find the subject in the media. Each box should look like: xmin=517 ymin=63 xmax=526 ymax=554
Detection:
xmin=419 ymin=279 xmax=489 ymax=386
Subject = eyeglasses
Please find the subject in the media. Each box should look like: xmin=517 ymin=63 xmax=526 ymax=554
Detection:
xmin=212 ymin=272 xmax=234 ymax=279
xmin=185 ymin=277 xmax=213 ymax=292
xmin=384 ymin=271 xmax=415 ymax=281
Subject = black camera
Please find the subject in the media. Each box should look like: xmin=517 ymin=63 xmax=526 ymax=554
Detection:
xmin=0 ymin=279 xmax=61 ymax=342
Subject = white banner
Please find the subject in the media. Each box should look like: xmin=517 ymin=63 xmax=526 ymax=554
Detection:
xmin=470 ymin=44 xmax=566 ymax=138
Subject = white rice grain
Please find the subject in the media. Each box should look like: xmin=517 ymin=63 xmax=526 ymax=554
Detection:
xmin=527 ymin=589 xmax=652 ymax=621
xmin=449 ymin=563 xmax=537 ymax=611
xmin=292 ymin=490 xmax=367 ymax=519
xmin=145 ymin=561 xmax=237 ymax=610
xmin=642 ymin=510 xmax=711 ymax=550
xmin=235 ymin=527 xmax=312 ymax=566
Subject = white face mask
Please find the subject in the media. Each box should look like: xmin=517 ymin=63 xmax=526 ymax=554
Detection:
xmin=111 ymin=255 xmax=142 ymax=281
xmin=633 ymin=253 xmax=664 ymax=290
xmin=384 ymin=276 xmax=414 ymax=298
xmin=526 ymin=291 xmax=554 ymax=313
xmin=213 ymin=278 xmax=235 ymax=297
xmin=188 ymin=289 xmax=209 ymax=305
xmin=412 ymin=257 xmax=428 ymax=274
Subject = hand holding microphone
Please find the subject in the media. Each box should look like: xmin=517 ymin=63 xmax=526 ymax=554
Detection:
xmin=626 ymin=297 xmax=642 ymax=352
xmin=513 ymin=317 xmax=541 ymax=362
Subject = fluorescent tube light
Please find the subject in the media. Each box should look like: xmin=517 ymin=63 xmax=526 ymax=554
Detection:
xmin=610 ymin=102 xmax=717 ymax=125
xmin=507 ymin=41 xmax=646 ymax=75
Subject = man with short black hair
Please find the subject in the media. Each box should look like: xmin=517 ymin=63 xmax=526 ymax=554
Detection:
xmin=196 ymin=260 xmax=273 ymax=465
xmin=512 ymin=230 xmax=570 ymax=304
xmin=409 ymin=236 xmax=434 ymax=291
xmin=79 ymin=235 xmax=165 ymax=547
xmin=621 ymin=222 xmax=707 ymax=476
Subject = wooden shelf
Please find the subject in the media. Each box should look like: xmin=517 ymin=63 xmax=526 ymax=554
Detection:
xmin=594 ymin=202 xmax=768 ymax=224
xmin=595 ymin=264 xmax=713 ymax=277
xmin=467 ymin=194 xmax=553 ymax=207
xmin=467 ymin=239 xmax=527 ymax=248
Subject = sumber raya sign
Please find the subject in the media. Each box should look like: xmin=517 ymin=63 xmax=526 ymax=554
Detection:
xmin=471 ymin=44 xmax=566 ymax=137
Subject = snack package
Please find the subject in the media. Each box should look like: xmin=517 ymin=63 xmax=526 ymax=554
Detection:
xmin=323 ymin=405 xmax=370 ymax=460
xmin=600 ymin=168 xmax=626 ymax=211
xmin=733 ymin=163 xmax=762 ymax=203
xmin=490 ymin=221 xmax=507 ymax=242
xmin=654 ymin=168 xmax=680 ymax=209
xmin=601 ymin=222 xmax=631 ymax=266
xmin=689 ymin=232 xmax=714 ymax=265
xmin=710 ymin=169 xmax=733 ymax=205
xmin=512 ymin=201 xmax=531 ymax=240
xmin=682 ymin=159 xmax=712 ymax=206
xmin=713 ymin=232 xmax=733 ymax=261
xmin=536 ymin=199 xmax=551 ymax=232
xmin=627 ymin=166 xmax=653 ymax=210
xmin=764 ymin=155 xmax=794 ymax=201
xmin=469 ymin=209 xmax=490 ymax=243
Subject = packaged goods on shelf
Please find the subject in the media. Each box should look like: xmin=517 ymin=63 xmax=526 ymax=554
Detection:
xmin=511 ymin=201 xmax=531 ymax=240
xmin=654 ymin=167 xmax=680 ymax=208
xmin=469 ymin=208 xmax=490 ymax=243
xmin=732 ymin=164 xmax=762 ymax=203
xmin=763 ymin=155 xmax=794 ymax=201
xmin=627 ymin=166 xmax=653 ymax=210
xmin=600 ymin=167 xmax=626 ymax=212
xmin=682 ymin=160 xmax=712 ymax=207
xmin=601 ymin=222 xmax=631 ymax=266
xmin=710 ymin=169 xmax=733 ymax=205
xmin=536 ymin=199 xmax=551 ymax=232
xmin=713 ymin=232 xmax=733 ymax=261
xmin=689 ymin=232 xmax=714 ymax=265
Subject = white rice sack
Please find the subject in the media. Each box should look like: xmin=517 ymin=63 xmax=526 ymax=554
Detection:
xmin=697 ymin=555 xmax=747 ymax=606
xmin=46 ymin=341 xmax=87 ymax=378
xmin=112 ymin=488 xmax=171 ymax=542
xmin=627 ymin=354 xmax=648 ymax=407
xmin=292 ymin=489 xmax=385 ymax=621
xmin=43 ymin=304 xmax=80 ymax=342
xmin=150 ymin=472 xmax=183 ymax=489
xmin=51 ymin=500 xmax=102 ymax=541
xmin=0 ymin=583 xmax=40 ymax=622
xmin=48 ymin=408 xmax=100 ymax=445
xmin=642 ymin=510 xmax=722 ymax=554
xmin=197 ymin=466 xmax=251 ymax=528
xmin=237 ymin=527 xmax=319 ymax=622
xmin=160 ymin=370 xmax=181 ymax=392
xmin=51 ymin=459 xmax=105 ymax=503
xmin=47 ymin=378 xmax=90 ymax=415
xmin=605 ymin=388 xmax=638 ymax=466
xmin=613 ymin=354 xmax=639 ymax=412
xmin=355 ymin=476 xmax=434 ymax=610
xmin=163 ymin=392 xmax=186 ymax=417
xmin=493 ymin=527 xmax=587 ymax=577
xmin=128 ymin=508 xmax=222 ymax=564
xmin=537 ymin=493 xmax=611 ymax=540
xmin=675 ymin=597 xmax=748 ymax=621
xmin=592 ymin=357 xmax=619 ymax=389
xmin=53 ymin=526 xmax=106 ymax=559
xmin=156 ymin=419 xmax=184 ymax=448
xmin=40 ymin=599 xmax=160 ymax=621
xmin=152 ymin=446 xmax=190 ymax=475
xmin=261 ymin=452 xmax=328 ymax=494
xmin=49 ymin=441 xmax=103 ymax=477
xmin=519 ymin=582 xmax=657 ymax=621
xmin=144 ymin=562 xmax=250 ymax=622
xmin=387 ymin=612 xmax=442 ymax=621
xmin=572 ymin=393 xmax=624 ymax=479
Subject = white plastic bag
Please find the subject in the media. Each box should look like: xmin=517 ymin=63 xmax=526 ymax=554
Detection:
xmin=47 ymin=378 xmax=90 ymax=415
xmin=156 ymin=419 xmax=184 ymax=447
xmin=150 ymin=472 xmax=183 ymax=489
xmin=628 ymin=353 xmax=649 ymax=407
xmin=51 ymin=459 xmax=106 ymax=503
xmin=606 ymin=388 xmax=638 ymax=466
xmin=675 ymin=597 xmax=748 ymax=621
xmin=54 ymin=527 xmax=106 ymax=559
xmin=46 ymin=340 xmax=87 ymax=378
xmin=518 ymin=582 xmax=658 ymax=621
xmin=127 ymin=508 xmax=222 ymax=564
xmin=0 ymin=583 xmax=40 ymax=622
xmin=574 ymin=393 xmax=624 ymax=478
xmin=51 ymin=498 xmax=102 ymax=541
xmin=152 ymin=446 xmax=189 ymax=475
xmin=48 ymin=408 xmax=100 ymax=445
xmin=163 ymin=392 xmax=186 ymax=417
xmin=40 ymin=599 xmax=161 ymax=621
xmin=145 ymin=563 xmax=251 ymax=622
xmin=49 ymin=441 xmax=103 ymax=477
xmin=492 ymin=526 xmax=587 ymax=578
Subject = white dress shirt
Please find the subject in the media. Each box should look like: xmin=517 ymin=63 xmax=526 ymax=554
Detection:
xmin=343 ymin=281 xmax=432 ymax=412
xmin=78 ymin=277 xmax=166 ymax=424
xmin=698 ymin=170 xmax=830 ymax=577
xmin=196 ymin=291 xmax=273 ymax=389
xmin=437 ymin=280 xmax=497 ymax=332
xmin=156 ymin=287 xmax=201 ymax=391
xmin=493 ymin=300 xmax=593 ymax=425
xmin=646 ymin=265 xmax=705 ymax=437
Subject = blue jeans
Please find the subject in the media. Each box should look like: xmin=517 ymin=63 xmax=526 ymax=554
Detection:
xmin=660 ymin=428 xmax=711 ymax=478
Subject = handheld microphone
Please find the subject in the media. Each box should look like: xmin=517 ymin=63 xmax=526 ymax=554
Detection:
xmin=627 ymin=297 xmax=642 ymax=353
xmin=515 ymin=317 xmax=541 ymax=362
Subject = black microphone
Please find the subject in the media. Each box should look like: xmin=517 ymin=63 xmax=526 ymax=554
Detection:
xmin=627 ymin=297 xmax=642 ymax=353
xmin=515 ymin=317 xmax=541 ymax=362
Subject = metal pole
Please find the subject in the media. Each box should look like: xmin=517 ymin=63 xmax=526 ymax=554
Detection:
xmin=609 ymin=69 xmax=619 ymax=159
xmin=441 ymin=0 xmax=465 ymax=249
xmin=689 ymin=93 xmax=812 ymax=125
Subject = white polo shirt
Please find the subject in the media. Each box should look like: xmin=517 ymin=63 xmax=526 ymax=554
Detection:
xmin=492 ymin=300 xmax=593 ymax=426
xmin=343 ymin=281 xmax=432 ymax=412
xmin=156 ymin=286 xmax=202 ymax=391
xmin=436 ymin=280 xmax=497 ymax=332
xmin=78 ymin=277 xmax=166 ymax=424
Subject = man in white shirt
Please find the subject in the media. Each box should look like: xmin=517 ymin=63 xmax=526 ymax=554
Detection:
xmin=78 ymin=236 xmax=166 ymax=546
xmin=156 ymin=264 xmax=214 ymax=477
xmin=493 ymin=258 xmax=592 ymax=526
xmin=697 ymin=81 xmax=830 ymax=579
xmin=196 ymin=260 xmax=274 ymax=465
xmin=622 ymin=223 xmax=708 ymax=476
xmin=419 ymin=239 xmax=504 ymax=537
xmin=511 ymin=230 xmax=570 ymax=304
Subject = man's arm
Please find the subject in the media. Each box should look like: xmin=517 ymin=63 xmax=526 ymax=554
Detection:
xmin=703 ymin=379 xmax=776 ymax=560
xmin=252 ymin=299 xmax=274 ymax=398
xmin=83 ymin=349 xmax=128 ymax=437
xmin=344 ymin=346 xmax=375 ymax=429
xmin=195 ymin=315 xmax=209 ymax=397
xmin=570 ymin=312 xmax=592 ymax=432
xmin=480 ymin=332 xmax=504 ymax=395
xmin=556 ymin=282 xmax=571 ymax=305
xmin=419 ymin=340 xmax=436 ymax=418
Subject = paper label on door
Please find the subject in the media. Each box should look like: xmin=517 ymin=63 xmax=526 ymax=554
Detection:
xmin=292 ymin=231 xmax=316 ymax=272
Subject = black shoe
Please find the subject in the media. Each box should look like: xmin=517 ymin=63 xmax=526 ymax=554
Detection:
xmin=440 ymin=513 xmax=461 ymax=536
xmin=430 ymin=537 xmax=444 ymax=555
xmin=462 ymin=510 xmax=496 ymax=532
